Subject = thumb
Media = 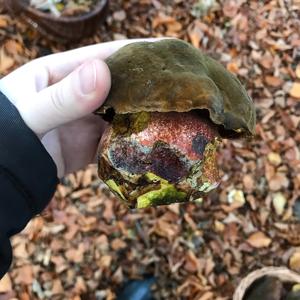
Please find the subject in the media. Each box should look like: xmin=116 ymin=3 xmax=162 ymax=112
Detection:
xmin=18 ymin=59 xmax=111 ymax=136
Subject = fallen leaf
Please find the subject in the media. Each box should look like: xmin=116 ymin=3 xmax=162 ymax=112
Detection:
xmin=0 ymin=16 xmax=8 ymax=28
xmin=167 ymin=20 xmax=182 ymax=33
xmin=52 ymin=279 xmax=64 ymax=295
xmin=152 ymin=13 xmax=176 ymax=29
xmin=289 ymin=82 xmax=300 ymax=99
xmin=296 ymin=64 xmax=300 ymax=79
xmin=243 ymin=174 xmax=254 ymax=191
xmin=112 ymin=10 xmax=126 ymax=22
xmin=13 ymin=241 xmax=28 ymax=259
xmin=227 ymin=189 xmax=246 ymax=208
xmin=0 ymin=48 xmax=14 ymax=73
xmin=188 ymin=25 xmax=203 ymax=48
xmin=265 ymin=75 xmax=283 ymax=87
xmin=99 ymin=255 xmax=112 ymax=269
xmin=290 ymin=251 xmax=300 ymax=272
xmin=267 ymin=152 xmax=282 ymax=166
xmin=227 ymin=61 xmax=239 ymax=74
xmin=4 ymin=40 xmax=23 ymax=55
xmin=74 ymin=277 xmax=87 ymax=293
xmin=111 ymin=238 xmax=126 ymax=251
xmin=268 ymin=172 xmax=289 ymax=191
xmin=65 ymin=243 xmax=85 ymax=263
xmin=272 ymin=193 xmax=286 ymax=216
xmin=0 ymin=274 xmax=12 ymax=292
xmin=184 ymin=250 xmax=199 ymax=273
xmin=103 ymin=200 xmax=114 ymax=222
xmin=198 ymin=291 xmax=214 ymax=300
xmin=223 ymin=0 xmax=240 ymax=18
xmin=51 ymin=255 xmax=68 ymax=273
xmin=14 ymin=265 xmax=34 ymax=285
xmin=293 ymin=284 xmax=300 ymax=292
xmin=112 ymin=267 xmax=123 ymax=283
xmin=247 ymin=232 xmax=271 ymax=248
xmin=214 ymin=220 xmax=225 ymax=232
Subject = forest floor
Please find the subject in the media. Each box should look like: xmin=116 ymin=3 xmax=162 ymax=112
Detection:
xmin=0 ymin=0 xmax=300 ymax=299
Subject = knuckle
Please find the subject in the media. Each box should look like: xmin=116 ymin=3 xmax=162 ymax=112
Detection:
xmin=50 ymin=86 xmax=65 ymax=113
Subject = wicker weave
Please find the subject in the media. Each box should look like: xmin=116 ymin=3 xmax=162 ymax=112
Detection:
xmin=233 ymin=267 xmax=300 ymax=300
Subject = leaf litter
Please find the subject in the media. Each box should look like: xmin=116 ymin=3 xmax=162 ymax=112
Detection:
xmin=1 ymin=0 xmax=300 ymax=299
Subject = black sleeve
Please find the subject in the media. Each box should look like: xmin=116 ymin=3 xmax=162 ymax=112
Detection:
xmin=0 ymin=91 xmax=59 ymax=279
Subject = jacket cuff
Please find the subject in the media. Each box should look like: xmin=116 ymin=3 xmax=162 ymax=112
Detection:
xmin=0 ymin=90 xmax=59 ymax=215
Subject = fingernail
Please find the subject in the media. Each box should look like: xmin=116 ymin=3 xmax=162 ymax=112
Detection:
xmin=79 ymin=60 xmax=97 ymax=95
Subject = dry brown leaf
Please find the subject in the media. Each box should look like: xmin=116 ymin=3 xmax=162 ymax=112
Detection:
xmin=290 ymin=251 xmax=300 ymax=272
xmin=227 ymin=62 xmax=239 ymax=74
xmin=0 ymin=15 xmax=8 ymax=28
xmin=247 ymin=232 xmax=271 ymax=248
xmin=74 ymin=277 xmax=87 ymax=293
xmin=4 ymin=40 xmax=23 ymax=55
xmin=154 ymin=218 xmax=179 ymax=240
xmin=112 ymin=10 xmax=126 ymax=22
xmin=259 ymin=54 xmax=274 ymax=69
xmin=205 ymin=257 xmax=215 ymax=276
xmin=272 ymin=193 xmax=286 ymax=216
xmin=19 ymin=292 xmax=30 ymax=300
xmin=0 ymin=274 xmax=12 ymax=292
xmin=112 ymin=267 xmax=124 ymax=283
xmin=197 ymin=291 xmax=214 ymax=300
xmin=184 ymin=213 xmax=197 ymax=230
xmin=243 ymin=174 xmax=254 ymax=191
xmin=267 ymin=152 xmax=282 ymax=166
xmin=223 ymin=0 xmax=240 ymax=18
xmin=167 ymin=21 xmax=182 ymax=33
xmin=13 ymin=241 xmax=28 ymax=260
xmin=52 ymin=279 xmax=64 ymax=295
xmin=188 ymin=28 xmax=202 ymax=48
xmin=99 ymin=255 xmax=112 ymax=268
xmin=103 ymin=200 xmax=114 ymax=222
xmin=296 ymin=64 xmax=300 ymax=79
xmin=290 ymin=82 xmax=300 ymax=99
xmin=152 ymin=13 xmax=176 ymax=29
xmin=268 ymin=172 xmax=289 ymax=191
xmin=265 ymin=75 xmax=283 ymax=87
xmin=51 ymin=255 xmax=68 ymax=273
xmin=64 ymin=223 xmax=79 ymax=240
xmin=111 ymin=238 xmax=127 ymax=250
xmin=65 ymin=243 xmax=85 ymax=263
xmin=14 ymin=265 xmax=34 ymax=285
xmin=82 ymin=168 xmax=93 ymax=187
xmin=0 ymin=48 xmax=14 ymax=73
xmin=184 ymin=250 xmax=199 ymax=273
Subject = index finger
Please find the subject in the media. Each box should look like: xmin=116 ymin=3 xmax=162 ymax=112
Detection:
xmin=36 ymin=38 xmax=165 ymax=85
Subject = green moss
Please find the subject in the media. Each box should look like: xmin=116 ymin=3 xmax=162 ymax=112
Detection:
xmin=137 ymin=182 xmax=187 ymax=208
xmin=106 ymin=179 xmax=126 ymax=201
xmin=130 ymin=112 xmax=150 ymax=133
xmin=144 ymin=172 xmax=167 ymax=184
xmin=111 ymin=114 xmax=130 ymax=135
xmin=112 ymin=112 xmax=150 ymax=136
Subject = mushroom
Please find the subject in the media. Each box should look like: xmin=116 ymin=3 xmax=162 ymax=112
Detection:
xmin=95 ymin=39 xmax=256 ymax=208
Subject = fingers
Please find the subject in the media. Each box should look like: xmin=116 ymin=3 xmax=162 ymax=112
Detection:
xmin=36 ymin=38 xmax=166 ymax=85
xmin=17 ymin=59 xmax=111 ymax=135
xmin=0 ymin=38 xmax=168 ymax=104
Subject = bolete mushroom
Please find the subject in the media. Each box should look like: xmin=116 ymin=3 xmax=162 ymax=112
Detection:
xmin=95 ymin=39 xmax=256 ymax=208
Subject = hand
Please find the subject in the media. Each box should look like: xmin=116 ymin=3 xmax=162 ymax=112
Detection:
xmin=0 ymin=39 xmax=161 ymax=177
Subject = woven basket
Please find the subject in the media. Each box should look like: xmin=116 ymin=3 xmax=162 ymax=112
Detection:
xmin=4 ymin=0 xmax=108 ymax=42
xmin=233 ymin=267 xmax=300 ymax=300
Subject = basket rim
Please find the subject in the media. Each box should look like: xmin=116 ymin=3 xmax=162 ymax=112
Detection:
xmin=233 ymin=267 xmax=300 ymax=300
xmin=10 ymin=0 xmax=108 ymax=22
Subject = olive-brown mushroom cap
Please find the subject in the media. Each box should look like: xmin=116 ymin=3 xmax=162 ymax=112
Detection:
xmin=96 ymin=39 xmax=256 ymax=135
